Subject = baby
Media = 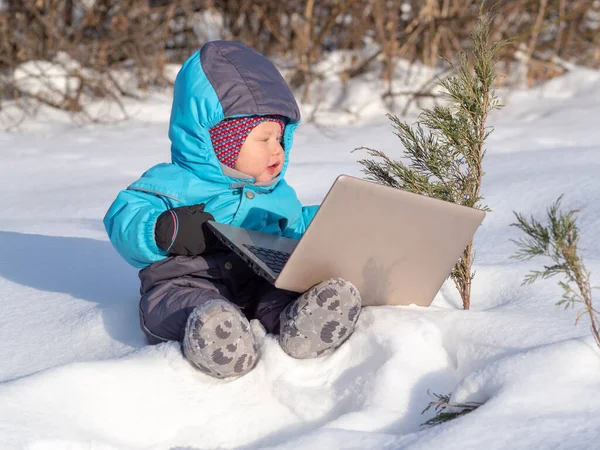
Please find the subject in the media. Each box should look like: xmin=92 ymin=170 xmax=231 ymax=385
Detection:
xmin=104 ymin=41 xmax=362 ymax=378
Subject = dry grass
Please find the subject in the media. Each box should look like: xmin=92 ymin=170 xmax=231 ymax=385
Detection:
xmin=1 ymin=0 xmax=598 ymax=122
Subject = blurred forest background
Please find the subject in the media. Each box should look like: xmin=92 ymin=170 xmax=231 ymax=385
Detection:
xmin=0 ymin=0 xmax=599 ymax=122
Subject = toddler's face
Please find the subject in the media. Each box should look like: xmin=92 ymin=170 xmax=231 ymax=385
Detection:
xmin=235 ymin=121 xmax=285 ymax=183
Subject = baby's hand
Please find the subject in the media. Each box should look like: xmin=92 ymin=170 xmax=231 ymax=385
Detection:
xmin=155 ymin=204 xmax=215 ymax=256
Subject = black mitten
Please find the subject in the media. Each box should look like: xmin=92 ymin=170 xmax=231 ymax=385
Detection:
xmin=155 ymin=204 xmax=215 ymax=256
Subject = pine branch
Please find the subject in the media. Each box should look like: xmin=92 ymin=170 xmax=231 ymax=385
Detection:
xmin=512 ymin=196 xmax=600 ymax=350
xmin=421 ymin=391 xmax=483 ymax=427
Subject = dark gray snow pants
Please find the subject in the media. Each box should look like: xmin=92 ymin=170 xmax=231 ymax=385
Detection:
xmin=138 ymin=251 xmax=298 ymax=344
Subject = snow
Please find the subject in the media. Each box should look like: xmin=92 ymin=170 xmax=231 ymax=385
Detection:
xmin=1 ymin=66 xmax=600 ymax=449
xmin=12 ymin=59 xmax=82 ymax=106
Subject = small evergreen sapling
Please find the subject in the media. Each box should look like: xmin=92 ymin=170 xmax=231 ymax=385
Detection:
xmin=512 ymin=196 xmax=600 ymax=349
xmin=355 ymin=12 xmax=505 ymax=309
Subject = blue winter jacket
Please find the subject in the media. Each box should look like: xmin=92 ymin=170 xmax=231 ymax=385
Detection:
xmin=104 ymin=41 xmax=319 ymax=269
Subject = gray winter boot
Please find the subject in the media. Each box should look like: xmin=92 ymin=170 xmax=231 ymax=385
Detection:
xmin=279 ymin=278 xmax=362 ymax=359
xmin=182 ymin=299 xmax=259 ymax=378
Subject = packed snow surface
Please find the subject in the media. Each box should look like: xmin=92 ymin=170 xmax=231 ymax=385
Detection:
xmin=1 ymin=67 xmax=599 ymax=450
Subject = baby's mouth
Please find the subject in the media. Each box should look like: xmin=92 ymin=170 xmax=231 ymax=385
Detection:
xmin=267 ymin=161 xmax=281 ymax=173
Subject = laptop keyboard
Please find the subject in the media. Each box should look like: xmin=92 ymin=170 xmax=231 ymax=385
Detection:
xmin=243 ymin=245 xmax=291 ymax=274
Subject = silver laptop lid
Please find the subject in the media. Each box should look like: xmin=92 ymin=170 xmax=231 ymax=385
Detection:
xmin=274 ymin=175 xmax=486 ymax=307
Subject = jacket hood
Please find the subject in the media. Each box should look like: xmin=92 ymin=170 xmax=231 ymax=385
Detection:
xmin=168 ymin=41 xmax=301 ymax=191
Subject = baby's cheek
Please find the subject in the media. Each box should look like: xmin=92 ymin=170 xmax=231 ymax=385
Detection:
xmin=258 ymin=151 xmax=272 ymax=168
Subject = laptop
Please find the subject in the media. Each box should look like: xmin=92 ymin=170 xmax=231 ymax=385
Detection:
xmin=208 ymin=175 xmax=486 ymax=307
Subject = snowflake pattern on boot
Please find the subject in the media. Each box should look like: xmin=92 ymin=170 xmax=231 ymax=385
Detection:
xmin=182 ymin=299 xmax=259 ymax=378
xmin=279 ymin=278 xmax=362 ymax=359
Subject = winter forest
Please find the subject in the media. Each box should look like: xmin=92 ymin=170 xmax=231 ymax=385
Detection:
xmin=1 ymin=1 xmax=600 ymax=449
